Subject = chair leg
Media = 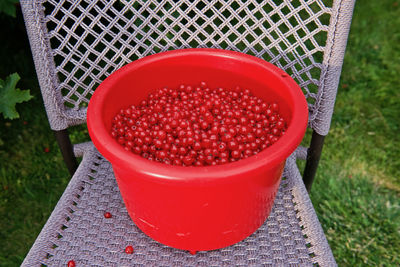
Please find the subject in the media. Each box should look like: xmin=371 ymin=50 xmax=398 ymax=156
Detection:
xmin=54 ymin=129 xmax=78 ymax=176
xmin=303 ymin=131 xmax=325 ymax=192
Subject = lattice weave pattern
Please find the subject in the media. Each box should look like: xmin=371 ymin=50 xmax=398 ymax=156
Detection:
xmin=38 ymin=150 xmax=317 ymax=266
xmin=41 ymin=0 xmax=332 ymax=124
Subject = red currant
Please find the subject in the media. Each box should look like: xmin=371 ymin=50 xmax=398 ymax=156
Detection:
xmin=125 ymin=245 xmax=134 ymax=254
xmin=67 ymin=260 xmax=76 ymax=267
xmin=231 ymin=150 xmax=241 ymax=159
xmin=227 ymin=140 xmax=239 ymax=150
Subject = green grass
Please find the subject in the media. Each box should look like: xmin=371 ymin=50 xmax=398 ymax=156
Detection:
xmin=0 ymin=10 xmax=60 ymax=266
xmin=1 ymin=1 xmax=400 ymax=266
xmin=309 ymin=0 xmax=400 ymax=265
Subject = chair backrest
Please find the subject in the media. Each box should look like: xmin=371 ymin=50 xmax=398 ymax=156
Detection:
xmin=21 ymin=0 xmax=355 ymax=136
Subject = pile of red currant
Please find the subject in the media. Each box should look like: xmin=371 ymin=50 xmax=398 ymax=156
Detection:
xmin=110 ymin=82 xmax=287 ymax=166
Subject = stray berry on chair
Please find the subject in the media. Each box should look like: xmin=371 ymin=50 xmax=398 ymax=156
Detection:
xmin=67 ymin=260 xmax=76 ymax=267
xmin=125 ymin=245 xmax=134 ymax=254
xmin=104 ymin=212 xmax=112 ymax=218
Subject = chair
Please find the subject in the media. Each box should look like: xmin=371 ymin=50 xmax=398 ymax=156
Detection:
xmin=20 ymin=0 xmax=355 ymax=266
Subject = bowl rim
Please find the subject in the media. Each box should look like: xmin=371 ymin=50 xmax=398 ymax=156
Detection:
xmin=87 ymin=48 xmax=308 ymax=184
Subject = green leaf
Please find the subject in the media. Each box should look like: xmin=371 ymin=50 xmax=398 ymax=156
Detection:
xmin=0 ymin=73 xmax=33 ymax=119
xmin=0 ymin=0 xmax=19 ymax=18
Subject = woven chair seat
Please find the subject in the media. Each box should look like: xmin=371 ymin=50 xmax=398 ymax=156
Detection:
xmin=22 ymin=145 xmax=336 ymax=266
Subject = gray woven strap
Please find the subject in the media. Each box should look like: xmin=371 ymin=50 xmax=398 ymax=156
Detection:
xmin=286 ymin=150 xmax=336 ymax=266
xmin=22 ymin=146 xmax=336 ymax=266
xmin=312 ymin=0 xmax=355 ymax=135
xmin=73 ymin=141 xmax=95 ymax=157
xmin=20 ymin=0 xmax=354 ymax=136
xmin=20 ymin=0 xmax=70 ymax=130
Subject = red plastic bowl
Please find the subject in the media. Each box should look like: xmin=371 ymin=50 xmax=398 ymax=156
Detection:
xmin=87 ymin=48 xmax=308 ymax=252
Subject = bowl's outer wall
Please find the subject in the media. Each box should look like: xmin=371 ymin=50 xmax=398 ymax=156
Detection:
xmin=113 ymin=160 xmax=284 ymax=251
